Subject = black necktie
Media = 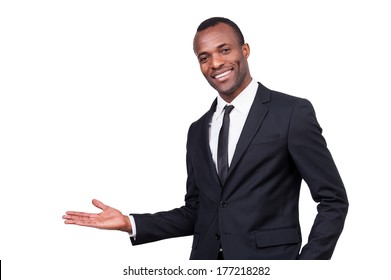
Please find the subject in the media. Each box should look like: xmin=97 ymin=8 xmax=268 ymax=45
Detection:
xmin=217 ymin=105 xmax=234 ymax=185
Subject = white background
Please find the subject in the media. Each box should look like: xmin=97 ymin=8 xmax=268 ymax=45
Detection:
xmin=1 ymin=0 xmax=390 ymax=279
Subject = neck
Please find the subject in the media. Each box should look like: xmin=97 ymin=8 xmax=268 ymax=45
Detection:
xmin=219 ymin=77 xmax=253 ymax=103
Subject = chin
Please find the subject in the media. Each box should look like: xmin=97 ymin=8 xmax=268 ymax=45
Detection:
xmin=219 ymin=86 xmax=237 ymax=97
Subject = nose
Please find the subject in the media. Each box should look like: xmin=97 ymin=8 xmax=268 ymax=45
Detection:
xmin=210 ymin=53 xmax=224 ymax=69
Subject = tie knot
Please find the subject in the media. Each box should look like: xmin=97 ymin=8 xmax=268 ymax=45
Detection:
xmin=224 ymin=105 xmax=234 ymax=115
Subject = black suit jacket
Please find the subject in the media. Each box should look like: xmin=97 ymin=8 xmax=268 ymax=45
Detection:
xmin=131 ymin=82 xmax=348 ymax=260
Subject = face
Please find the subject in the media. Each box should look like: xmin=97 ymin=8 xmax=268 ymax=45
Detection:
xmin=193 ymin=23 xmax=252 ymax=103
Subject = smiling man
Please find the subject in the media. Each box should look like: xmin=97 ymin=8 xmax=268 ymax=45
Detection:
xmin=194 ymin=20 xmax=251 ymax=103
xmin=63 ymin=17 xmax=349 ymax=260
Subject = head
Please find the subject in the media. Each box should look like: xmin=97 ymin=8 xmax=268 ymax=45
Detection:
xmin=193 ymin=17 xmax=252 ymax=103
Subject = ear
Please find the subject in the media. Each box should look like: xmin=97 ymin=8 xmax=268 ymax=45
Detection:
xmin=242 ymin=43 xmax=250 ymax=59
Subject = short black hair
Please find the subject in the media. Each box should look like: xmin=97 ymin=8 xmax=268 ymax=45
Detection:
xmin=196 ymin=17 xmax=245 ymax=46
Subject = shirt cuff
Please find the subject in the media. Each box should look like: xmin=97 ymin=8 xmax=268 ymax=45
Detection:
xmin=128 ymin=215 xmax=137 ymax=238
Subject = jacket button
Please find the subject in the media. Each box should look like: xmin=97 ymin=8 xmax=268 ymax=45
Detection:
xmin=220 ymin=201 xmax=227 ymax=208
xmin=215 ymin=233 xmax=221 ymax=240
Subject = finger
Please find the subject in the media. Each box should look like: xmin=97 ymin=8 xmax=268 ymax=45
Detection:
xmin=63 ymin=214 xmax=101 ymax=226
xmin=62 ymin=214 xmax=95 ymax=220
xmin=64 ymin=216 xmax=104 ymax=228
xmin=65 ymin=211 xmax=96 ymax=217
xmin=64 ymin=219 xmax=98 ymax=227
xmin=92 ymin=199 xmax=108 ymax=211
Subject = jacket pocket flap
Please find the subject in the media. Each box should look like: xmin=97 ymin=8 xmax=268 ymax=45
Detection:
xmin=255 ymin=228 xmax=301 ymax=248
xmin=252 ymin=134 xmax=281 ymax=145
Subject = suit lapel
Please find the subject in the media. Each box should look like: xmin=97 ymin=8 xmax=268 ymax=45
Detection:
xmin=227 ymin=83 xmax=270 ymax=179
xmin=202 ymin=99 xmax=221 ymax=186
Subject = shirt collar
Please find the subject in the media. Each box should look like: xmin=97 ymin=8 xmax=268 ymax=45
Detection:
xmin=215 ymin=79 xmax=258 ymax=120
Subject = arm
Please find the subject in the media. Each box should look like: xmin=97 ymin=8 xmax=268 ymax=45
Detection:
xmin=288 ymin=99 xmax=349 ymax=259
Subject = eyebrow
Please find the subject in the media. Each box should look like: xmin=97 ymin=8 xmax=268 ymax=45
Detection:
xmin=197 ymin=43 xmax=229 ymax=59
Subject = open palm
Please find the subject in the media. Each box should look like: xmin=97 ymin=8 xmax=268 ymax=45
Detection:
xmin=63 ymin=199 xmax=131 ymax=232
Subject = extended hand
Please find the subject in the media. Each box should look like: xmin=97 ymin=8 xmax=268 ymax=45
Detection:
xmin=62 ymin=199 xmax=132 ymax=233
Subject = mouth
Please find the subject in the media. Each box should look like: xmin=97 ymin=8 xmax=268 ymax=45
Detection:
xmin=212 ymin=70 xmax=232 ymax=82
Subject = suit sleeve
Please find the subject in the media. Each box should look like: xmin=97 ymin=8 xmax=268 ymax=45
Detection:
xmin=288 ymin=99 xmax=349 ymax=259
xmin=129 ymin=125 xmax=199 ymax=245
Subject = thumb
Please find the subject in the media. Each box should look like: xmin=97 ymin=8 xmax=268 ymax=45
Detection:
xmin=92 ymin=199 xmax=108 ymax=210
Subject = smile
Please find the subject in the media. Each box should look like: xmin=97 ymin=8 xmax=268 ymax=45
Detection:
xmin=213 ymin=70 xmax=232 ymax=80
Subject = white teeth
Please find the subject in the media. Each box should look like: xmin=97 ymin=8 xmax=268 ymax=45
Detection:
xmin=215 ymin=71 xmax=231 ymax=79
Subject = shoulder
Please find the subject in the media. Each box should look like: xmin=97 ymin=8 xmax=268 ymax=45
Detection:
xmin=186 ymin=99 xmax=216 ymax=141
xmin=189 ymin=98 xmax=216 ymax=128
xmin=269 ymin=88 xmax=307 ymax=107
xmin=257 ymin=83 xmax=312 ymax=113
xmin=255 ymin=82 xmax=305 ymax=104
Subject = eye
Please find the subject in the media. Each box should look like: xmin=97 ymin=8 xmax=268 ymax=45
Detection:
xmin=198 ymin=55 xmax=209 ymax=64
xmin=220 ymin=47 xmax=231 ymax=54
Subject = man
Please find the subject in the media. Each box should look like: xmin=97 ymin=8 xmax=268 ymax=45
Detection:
xmin=63 ymin=17 xmax=348 ymax=260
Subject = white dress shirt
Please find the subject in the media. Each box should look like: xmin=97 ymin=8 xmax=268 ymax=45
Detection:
xmin=209 ymin=79 xmax=258 ymax=169
xmin=129 ymin=79 xmax=259 ymax=238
